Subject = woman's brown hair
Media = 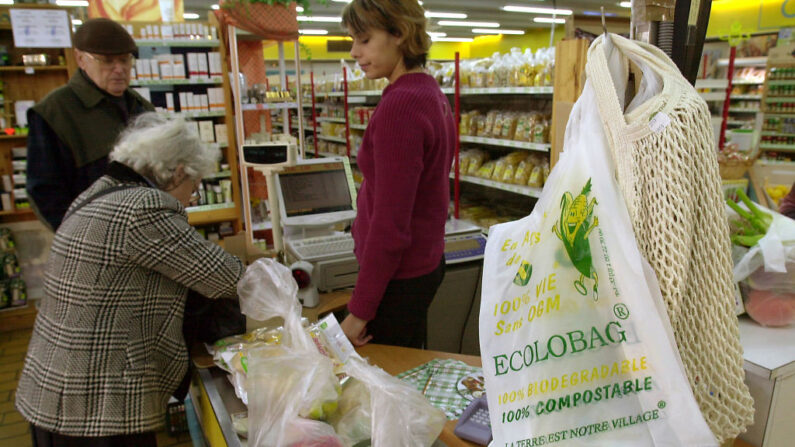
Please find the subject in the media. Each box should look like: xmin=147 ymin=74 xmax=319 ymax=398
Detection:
xmin=342 ymin=0 xmax=431 ymax=70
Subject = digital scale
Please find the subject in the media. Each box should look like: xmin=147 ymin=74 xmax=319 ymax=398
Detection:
xmin=444 ymin=218 xmax=487 ymax=264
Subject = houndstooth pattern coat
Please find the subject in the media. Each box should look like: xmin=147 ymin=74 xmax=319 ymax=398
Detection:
xmin=15 ymin=163 xmax=244 ymax=436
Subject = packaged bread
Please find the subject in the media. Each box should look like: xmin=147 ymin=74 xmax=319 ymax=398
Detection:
xmin=532 ymin=119 xmax=549 ymax=144
xmin=501 ymin=113 xmax=518 ymax=140
xmin=465 ymin=149 xmax=488 ymax=175
xmin=527 ymin=165 xmax=544 ymax=188
xmin=491 ymin=112 xmax=505 ymax=139
xmin=481 ymin=111 xmax=498 ymax=137
xmin=476 ymin=161 xmax=496 ymax=179
xmin=501 ymin=163 xmax=517 ymax=183
xmin=513 ymin=159 xmax=531 ymax=185
xmin=542 ymin=162 xmax=550 ymax=185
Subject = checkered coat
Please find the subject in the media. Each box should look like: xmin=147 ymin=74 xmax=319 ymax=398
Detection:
xmin=15 ymin=169 xmax=244 ymax=436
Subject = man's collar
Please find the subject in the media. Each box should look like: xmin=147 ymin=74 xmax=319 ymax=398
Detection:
xmin=69 ymin=69 xmax=124 ymax=108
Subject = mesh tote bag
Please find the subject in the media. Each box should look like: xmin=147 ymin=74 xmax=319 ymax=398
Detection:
xmin=586 ymin=33 xmax=754 ymax=443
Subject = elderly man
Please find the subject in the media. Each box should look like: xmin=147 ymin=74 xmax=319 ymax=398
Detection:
xmin=26 ymin=18 xmax=154 ymax=231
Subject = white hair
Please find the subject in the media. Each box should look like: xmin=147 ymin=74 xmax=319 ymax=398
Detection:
xmin=109 ymin=112 xmax=220 ymax=188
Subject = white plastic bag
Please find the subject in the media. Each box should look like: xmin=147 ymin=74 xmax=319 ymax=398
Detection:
xmin=340 ymin=357 xmax=447 ymax=447
xmin=239 ymin=258 xmax=445 ymax=446
xmin=478 ymin=38 xmax=717 ymax=446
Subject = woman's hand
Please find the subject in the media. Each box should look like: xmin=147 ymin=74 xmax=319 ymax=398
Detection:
xmin=340 ymin=313 xmax=373 ymax=346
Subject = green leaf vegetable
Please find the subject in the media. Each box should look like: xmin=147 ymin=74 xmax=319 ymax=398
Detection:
xmin=726 ymin=189 xmax=772 ymax=247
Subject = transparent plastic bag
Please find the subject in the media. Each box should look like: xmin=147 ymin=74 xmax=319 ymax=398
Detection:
xmin=341 ymin=357 xmax=446 ymax=447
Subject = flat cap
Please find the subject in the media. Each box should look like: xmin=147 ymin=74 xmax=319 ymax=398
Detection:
xmin=74 ymin=18 xmax=136 ymax=55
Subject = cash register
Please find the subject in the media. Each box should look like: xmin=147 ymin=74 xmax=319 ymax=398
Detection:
xmin=275 ymin=156 xmax=360 ymax=292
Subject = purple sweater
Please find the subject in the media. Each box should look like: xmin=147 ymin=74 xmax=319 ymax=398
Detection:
xmin=348 ymin=73 xmax=455 ymax=321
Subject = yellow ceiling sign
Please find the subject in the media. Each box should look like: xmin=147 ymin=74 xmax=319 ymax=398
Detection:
xmin=707 ymin=0 xmax=795 ymax=37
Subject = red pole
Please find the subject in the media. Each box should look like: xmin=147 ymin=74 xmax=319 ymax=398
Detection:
xmin=310 ymin=71 xmax=318 ymax=157
xmin=343 ymin=66 xmax=351 ymax=158
xmin=286 ymin=74 xmax=291 ymax=134
xmin=454 ymin=52 xmax=461 ymax=220
xmin=718 ymin=46 xmax=736 ymax=151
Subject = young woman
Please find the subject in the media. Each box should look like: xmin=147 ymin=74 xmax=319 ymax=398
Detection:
xmin=340 ymin=0 xmax=456 ymax=348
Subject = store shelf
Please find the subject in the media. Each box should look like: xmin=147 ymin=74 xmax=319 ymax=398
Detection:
xmin=315 ymin=91 xmax=345 ymax=98
xmin=452 ymin=173 xmax=542 ymax=198
xmin=764 ymin=112 xmax=795 ymax=117
xmin=759 ymin=143 xmax=795 ymax=152
xmin=0 ymin=134 xmax=27 ymax=140
xmin=349 ymin=90 xmax=383 ymax=96
xmin=158 ymin=110 xmax=226 ymax=118
xmin=727 ymin=120 xmax=754 ymax=126
xmin=459 ymin=135 xmax=550 ymax=152
xmin=204 ymin=170 xmax=232 ymax=180
xmin=700 ymin=92 xmax=726 ymax=101
xmin=241 ymin=102 xmax=298 ymax=111
xmin=350 ymin=123 xmax=368 ymax=130
xmin=728 ymin=108 xmax=761 ymax=113
xmin=730 ymin=94 xmax=762 ymax=100
xmin=695 ymin=79 xmax=729 ymax=89
xmin=717 ymin=57 xmax=767 ymax=67
xmin=317 ymin=117 xmax=346 ymax=123
xmin=130 ymin=77 xmax=222 ymax=86
xmin=0 ymin=66 xmax=68 ymax=72
xmin=441 ymin=86 xmax=553 ymax=95
xmin=765 ymin=96 xmax=795 ymax=103
xmin=317 ymin=135 xmax=347 ymax=144
xmin=761 ymin=131 xmax=795 ymax=138
xmin=186 ymin=203 xmax=237 ymax=226
xmin=0 ymin=208 xmax=33 ymax=217
xmin=135 ymin=38 xmax=220 ymax=47
xmin=767 ymin=80 xmax=795 ymax=86
xmin=251 ymin=220 xmax=273 ymax=231
xmin=733 ymin=79 xmax=765 ymax=85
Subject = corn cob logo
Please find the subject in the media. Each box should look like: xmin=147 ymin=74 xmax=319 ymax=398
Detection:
xmin=513 ymin=261 xmax=533 ymax=286
xmin=553 ymin=179 xmax=599 ymax=300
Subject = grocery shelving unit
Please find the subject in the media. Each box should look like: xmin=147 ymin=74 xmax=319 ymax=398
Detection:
xmin=0 ymin=4 xmax=77 ymax=223
xmin=274 ymin=44 xmax=584 ymax=233
xmin=125 ymin=18 xmax=243 ymax=233
xmin=750 ymin=43 xmax=795 ymax=210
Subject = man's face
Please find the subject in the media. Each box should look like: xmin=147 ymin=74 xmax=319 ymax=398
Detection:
xmin=76 ymin=50 xmax=133 ymax=96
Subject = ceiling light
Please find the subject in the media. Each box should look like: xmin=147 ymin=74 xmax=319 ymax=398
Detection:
xmin=299 ymin=29 xmax=329 ymax=35
xmin=472 ymin=28 xmax=524 ymax=35
xmin=56 ymin=0 xmax=89 ymax=6
xmin=211 ymin=4 xmax=219 ymax=10
xmin=72 ymin=19 xmax=82 ymax=25
xmin=619 ymin=1 xmax=632 ymax=7
xmin=296 ymin=6 xmax=304 ymax=12
xmin=432 ymin=37 xmax=474 ymax=42
xmin=183 ymin=12 xmax=200 ymax=20
xmin=533 ymin=17 xmax=565 ymax=24
xmin=502 ymin=6 xmax=573 ymax=15
xmin=425 ymin=11 xmax=467 ymax=19
xmin=0 ymin=0 xmax=14 ymax=5
xmin=438 ymin=20 xmax=500 ymax=28
xmin=297 ymin=16 xmax=343 ymax=22
xmin=428 ymin=32 xmax=447 ymax=38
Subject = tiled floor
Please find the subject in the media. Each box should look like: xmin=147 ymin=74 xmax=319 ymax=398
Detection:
xmin=0 ymin=328 xmax=193 ymax=447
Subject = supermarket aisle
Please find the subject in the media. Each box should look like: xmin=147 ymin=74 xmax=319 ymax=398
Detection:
xmin=0 ymin=328 xmax=193 ymax=447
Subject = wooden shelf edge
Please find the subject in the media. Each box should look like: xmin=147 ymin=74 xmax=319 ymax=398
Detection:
xmin=187 ymin=206 xmax=239 ymax=226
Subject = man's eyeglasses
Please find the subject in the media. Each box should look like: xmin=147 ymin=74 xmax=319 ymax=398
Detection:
xmin=85 ymin=53 xmax=135 ymax=69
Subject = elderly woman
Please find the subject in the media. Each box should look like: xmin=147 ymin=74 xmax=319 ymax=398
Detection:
xmin=16 ymin=112 xmax=244 ymax=447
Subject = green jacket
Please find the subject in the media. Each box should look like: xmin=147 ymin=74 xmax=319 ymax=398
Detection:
xmin=31 ymin=69 xmax=154 ymax=168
